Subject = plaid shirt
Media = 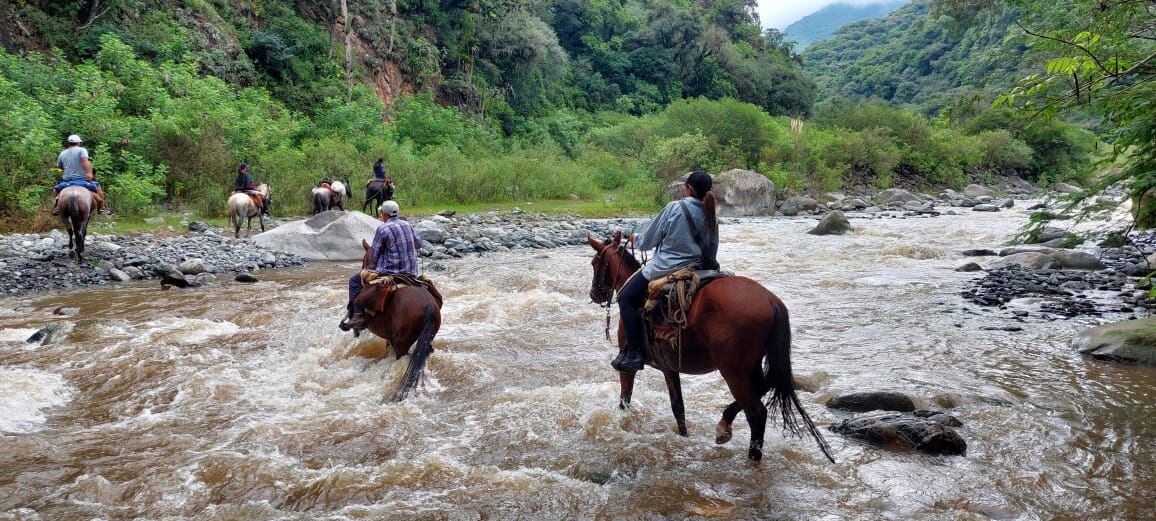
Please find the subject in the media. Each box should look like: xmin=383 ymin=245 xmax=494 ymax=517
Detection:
xmin=369 ymin=217 xmax=421 ymax=275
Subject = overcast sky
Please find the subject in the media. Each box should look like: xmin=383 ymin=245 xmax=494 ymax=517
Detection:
xmin=757 ymin=0 xmax=898 ymax=30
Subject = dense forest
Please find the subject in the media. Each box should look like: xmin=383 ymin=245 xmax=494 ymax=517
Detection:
xmin=0 ymin=0 xmax=1119 ymax=224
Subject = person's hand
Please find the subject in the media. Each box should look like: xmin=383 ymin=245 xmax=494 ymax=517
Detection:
xmin=86 ymin=173 xmax=94 ymax=181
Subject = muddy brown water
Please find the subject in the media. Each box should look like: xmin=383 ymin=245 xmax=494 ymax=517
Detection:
xmin=2 ymin=209 xmax=1154 ymax=520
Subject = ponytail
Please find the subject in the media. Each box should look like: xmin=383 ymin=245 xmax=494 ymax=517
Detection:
xmin=703 ymin=191 xmax=718 ymax=237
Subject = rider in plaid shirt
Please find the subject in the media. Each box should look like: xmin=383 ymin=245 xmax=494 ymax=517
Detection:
xmin=342 ymin=200 xmax=421 ymax=330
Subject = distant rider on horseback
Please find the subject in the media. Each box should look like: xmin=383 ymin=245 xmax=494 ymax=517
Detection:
xmin=341 ymin=200 xmax=421 ymax=331
xmin=373 ymin=158 xmax=387 ymax=181
xmin=52 ymin=134 xmax=111 ymax=216
xmin=614 ymin=170 xmax=718 ymax=372
xmin=233 ymin=163 xmax=268 ymax=216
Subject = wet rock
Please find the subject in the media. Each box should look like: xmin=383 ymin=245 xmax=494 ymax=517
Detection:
xmin=122 ymin=266 xmax=144 ymax=279
xmin=830 ymin=410 xmax=967 ymax=456
xmin=188 ymin=221 xmax=210 ymax=233
xmin=52 ymin=307 xmax=80 ymax=317
xmin=955 ymin=262 xmax=983 ymax=272
xmin=25 ymin=322 xmax=72 ymax=346
xmin=972 ymin=204 xmax=1000 ymax=212
xmin=807 ymin=211 xmax=852 ymax=236
xmin=235 ymin=273 xmax=259 ymax=283
xmin=1032 ymin=227 xmax=1071 ymax=244
xmin=1073 ymin=317 xmax=1156 ymax=365
xmin=961 ymin=249 xmax=998 ymax=257
xmin=779 ymin=198 xmax=799 ymax=216
xmin=826 ymin=391 xmax=916 ymax=413
xmin=108 ymin=268 xmax=131 ymax=282
xmin=995 ymin=198 xmax=1015 ymax=209
xmin=987 ymin=252 xmax=1061 ymax=270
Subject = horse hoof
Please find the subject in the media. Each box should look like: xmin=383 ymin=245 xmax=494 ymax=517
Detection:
xmin=748 ymin=448 xmax=762 ymax=461
xmin=715 ymin=426 xmax=732 ymax=445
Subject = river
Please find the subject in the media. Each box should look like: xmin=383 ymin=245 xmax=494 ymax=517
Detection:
xmin=1 ymin=207 xmax=1153 ymax=520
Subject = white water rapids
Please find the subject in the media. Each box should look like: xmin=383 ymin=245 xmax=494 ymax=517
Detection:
xmin=1 ymin=207 xmax=1153 ymax=520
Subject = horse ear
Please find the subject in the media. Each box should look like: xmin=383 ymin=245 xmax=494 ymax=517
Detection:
xmin=362 ymin=239 xmax=370 ymax=251
xmin=612 ymin=230 xmax=622 ymax=247
xmin=586 ymin=235 xmax=604 ymax=252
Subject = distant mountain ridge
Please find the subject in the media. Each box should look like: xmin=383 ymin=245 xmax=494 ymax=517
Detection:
xmin=784 ymin=0 xmax=908 ymax=49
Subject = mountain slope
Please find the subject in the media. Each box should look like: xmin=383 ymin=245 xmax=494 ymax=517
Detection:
xmin=784 ymin=0 xmax=907 ymax=49
xmin=802 ymin=0 xmax=1033 ymax=112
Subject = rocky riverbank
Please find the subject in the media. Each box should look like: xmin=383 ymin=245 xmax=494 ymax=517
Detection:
xmin=0 ymin=229 xmax=305 ymax=297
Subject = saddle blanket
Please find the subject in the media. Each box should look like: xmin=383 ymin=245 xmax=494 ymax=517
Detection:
xmin=355 ymin=271 xmax=443 ymax=315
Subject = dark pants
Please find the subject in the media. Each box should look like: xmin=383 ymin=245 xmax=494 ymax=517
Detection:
xmin=617 ymin=272 xmax=650 ymax=351
xmin=348 ymin=273 xmax=364 ymax=315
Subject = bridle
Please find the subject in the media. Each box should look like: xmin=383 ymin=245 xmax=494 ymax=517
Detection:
xmin=592 ymin=243 xmax=629 ymax=341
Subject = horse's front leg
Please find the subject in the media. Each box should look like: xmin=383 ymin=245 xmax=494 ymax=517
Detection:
xmin=258 ymin=212 xmax=265 ymax=233
xmin=663 ymin=370 xmax=688 ymax=437
xmin=618 ymin=370 xmax=636 ymax=410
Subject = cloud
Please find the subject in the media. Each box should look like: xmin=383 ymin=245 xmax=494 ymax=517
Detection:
xmin=757 ymin=0 xmax=900 ymax=29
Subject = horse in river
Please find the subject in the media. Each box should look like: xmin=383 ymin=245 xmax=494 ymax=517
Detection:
xmin=357 ymin=239 xmax=442 ymax=401
xmin=58 ymin=186 xmax=96 ymax=263
xmin=312 ymin=180 xmax=352 ymax=214
xmin=364 ymin=177 xmax=395 ymax=214
xmin=587 ymin=232 xmax=833 ymax=462
xmin=227 ymin=184 xmax=269 ymax=238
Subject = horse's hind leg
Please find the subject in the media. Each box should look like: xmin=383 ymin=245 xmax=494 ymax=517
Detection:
xmin=716 ymin=401 xmax=742 ymax=444
xmin=662 ymin=370 xmax=688 ymax=436
xmin=720 ymin=367 xmax=768 ymax=461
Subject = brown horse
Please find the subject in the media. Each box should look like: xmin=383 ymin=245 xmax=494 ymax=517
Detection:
xmin=58 ymin=186 xmax=96 ymax=263
xmin=587 ymin=232 xmax=833 ymax=462
xmin=357 ymin=239 xmax=442 ymax=401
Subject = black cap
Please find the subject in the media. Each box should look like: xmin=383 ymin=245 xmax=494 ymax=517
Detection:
xmin=685 ymin=170 xmax=712 ymax=198
xmin=238 ymin=163 xmax=248 ymax=171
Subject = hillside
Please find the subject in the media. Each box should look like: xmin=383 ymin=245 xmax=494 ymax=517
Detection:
xmin=784 ymin=0 xmax=907 ymax=50
xmin=802 ymin=0 xmax=1033 ymax=112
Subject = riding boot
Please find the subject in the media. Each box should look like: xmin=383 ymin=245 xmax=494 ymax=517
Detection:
xmin=94 ymin=187 xmax=112 ymax=215
xmin=612 ymin=343 xmax=645 ymax=372
xmin=51 ymin=195 xmax=60 ymax=216
xmin=346 ymin=312 xmax=366 ymax=329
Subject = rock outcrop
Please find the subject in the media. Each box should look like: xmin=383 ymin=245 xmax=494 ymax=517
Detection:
xmin=253 ymin=210 xmax=382 ymax=261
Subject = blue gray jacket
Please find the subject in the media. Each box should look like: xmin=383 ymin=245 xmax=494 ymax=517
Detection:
xmin=635 ymin=197 xmax=718 ymax=280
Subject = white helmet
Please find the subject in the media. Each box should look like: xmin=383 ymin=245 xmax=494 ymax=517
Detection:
xmin=67 ymin=134 xmax=83 ymax=144
xmin=379 ymin=200 xmax=400 ymax=217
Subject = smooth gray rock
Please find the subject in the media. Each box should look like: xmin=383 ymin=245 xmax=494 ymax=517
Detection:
xmin=876 ymin=188 xmax=920 ymax=205
xmin=955 ymin=262 xmax=983 ymax=272
xmin=1054 ymin=182 xmax=1082 ymax=194
xmin=188 ymin=221 xmax=210 ymax=232
xmin=178 ymin=258 xmax=205 ymax=275
xmin=108 ymin=268 xmax=131 ymax=282
xmin=779 ymin=198 xmax=799 ymax=216
xmin=972 ymin=204 xmax=999 ymax=212
xmin=253 ymin=211 xmax=381 ymax=260
xmin=1050 ymin=250 xmax=1103 ymax=270
xmin=963 ymin=184 xmax=996 ymax=198
xmin=670 ymin=169 xmax=775 ymax=216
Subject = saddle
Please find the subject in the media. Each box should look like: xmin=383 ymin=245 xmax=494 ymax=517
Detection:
xmin=642 ymin=267 xmax=730 ymax=345
xmin=355 ymin=271 xmax=443 ymax=315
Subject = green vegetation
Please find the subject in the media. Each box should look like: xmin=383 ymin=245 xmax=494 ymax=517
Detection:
xmin=784 ymin=0 xmax=908 ymax=50
xmin=0 ymin=0 xmax=1106 ymax=229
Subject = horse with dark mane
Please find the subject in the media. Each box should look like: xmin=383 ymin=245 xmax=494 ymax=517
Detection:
xmin=57 ymin=186 xmax=96 ymax=263
xmin=356 ymin=239 xmax=442 ymax=401
xmin=587 ymin=232 xmax=833 ymax=462
xmin=364 ymin=177 xmax=395 ymax=214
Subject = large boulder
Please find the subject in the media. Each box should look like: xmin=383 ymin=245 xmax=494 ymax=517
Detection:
xmin=830 ymin=410 xmax=967 ymax=456
xmin=807 ymin=211 xmax=852 ymax=236
xmin=1054 ymin=182 xmax=1082 ymax=194
xmin=667 ymin=169 xmax=775 ymax=216
xmin=987 ymin=252 xmax=1061 ymax=270
xmin=1073 ymin=317 xmax=1156 ymax=365
xmin=963 ymin=184 xmax=996 ymax=198
xmin=253 ymin=210 xmax=382 ymax=260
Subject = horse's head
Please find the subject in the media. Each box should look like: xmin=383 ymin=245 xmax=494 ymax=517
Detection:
xmin=586 ymin=231 xmax=639 ymax=305
xmin=361 ymin=238 xmax=373 ymax=269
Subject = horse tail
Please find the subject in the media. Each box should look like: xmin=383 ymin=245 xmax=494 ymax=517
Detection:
xmin=763 ymin=299 xmax=835 ymax=463
xmin=391 ymin=302 xmax=439 ymax=402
